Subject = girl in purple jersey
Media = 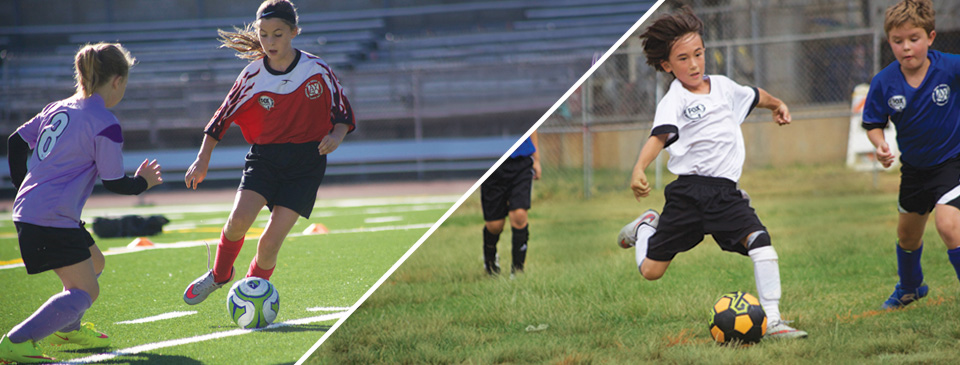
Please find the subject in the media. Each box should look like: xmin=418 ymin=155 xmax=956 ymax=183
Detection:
xmin=0 ymin=43 xmax=163 ymax=363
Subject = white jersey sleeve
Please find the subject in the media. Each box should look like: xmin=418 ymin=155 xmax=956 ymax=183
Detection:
xmin=715 ymin=75 xmax=759 ymax=125
xmin=651 ymin=88 xmax=681 ymax=147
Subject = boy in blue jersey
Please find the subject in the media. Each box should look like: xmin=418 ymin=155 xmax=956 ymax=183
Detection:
xmin=862 ymin=0 xmax=960 ymax=310
xmin=481 ymin=131 xmax=540 ymax=276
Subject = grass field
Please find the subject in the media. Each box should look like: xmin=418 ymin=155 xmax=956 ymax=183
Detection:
xmin=0 ymin=194 xmax=453 ymax=364
xmin=311 ymin=165 xmax=960 ymax=364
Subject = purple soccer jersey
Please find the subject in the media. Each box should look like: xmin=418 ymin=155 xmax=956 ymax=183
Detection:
xmin=13 ymin=94 xmax=126 ymax=228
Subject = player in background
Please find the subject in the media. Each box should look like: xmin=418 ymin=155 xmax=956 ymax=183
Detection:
xmin=0 ymin=43 xmax=163 ymax=363
xmin=616 ymin=7 xmax=807 ymax=340
xmin=182 ymin=0 xmax=355 ymax=305
xmin=862 ymin=0 xmax=960 ymax=310
xmin=480 ymin=132 xmax=540 ymax=276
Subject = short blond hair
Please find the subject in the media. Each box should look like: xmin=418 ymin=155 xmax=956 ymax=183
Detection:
xmin=74 ymin=43 xmax=136 ymax=97
xmin=884 ymin=0 xmax=935 ymax=35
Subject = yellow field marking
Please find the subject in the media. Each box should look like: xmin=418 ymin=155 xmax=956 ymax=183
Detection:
xmin=0 ymin=258 xmax=23 ymax=265
xmin=170 ymin=227 xmax=264 ymax=235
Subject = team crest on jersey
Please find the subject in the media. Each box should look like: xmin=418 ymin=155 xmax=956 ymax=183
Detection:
xmin=683 ymin=104 xmax=707 ymax=120
xmin=305 ymin=79 xmax=324 ymax=100
xmin=888 ymin=95 xmax=906 ymax=111
xmin=259 ymin=95 xmax=275 ymax=111
xmin=933 ymin=84 xmax=950 ymax=106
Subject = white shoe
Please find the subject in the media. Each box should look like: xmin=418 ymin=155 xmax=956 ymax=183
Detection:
xmin=183 ymin=267 xmax=234 ymax=305
xmin=764 ymin=320 xmax=808 ymax=340
xmin=618 ymin=209 xmax=659 ymax=249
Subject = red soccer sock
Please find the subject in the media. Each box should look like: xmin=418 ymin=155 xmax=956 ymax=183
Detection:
xmin=213 ymin=232 xmax=244 ymax=283
xmin=247 ymin=257 xmax=275 ymax=280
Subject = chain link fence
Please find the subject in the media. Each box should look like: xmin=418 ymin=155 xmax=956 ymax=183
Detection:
xmin=536 ymin=0 xmax=960 ymax=199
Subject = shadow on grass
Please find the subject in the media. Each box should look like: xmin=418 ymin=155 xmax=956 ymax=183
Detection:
xmin=81 ymin=353 xmax=203 ymax=364
xmin=206 ymin=324 xmax=332 ymax=333
xmin=263 ymin=324 xmax=332 ymax=333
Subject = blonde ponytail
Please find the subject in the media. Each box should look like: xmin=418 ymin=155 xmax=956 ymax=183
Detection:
xmin=74 ymin=43 xmax=136 ymax=97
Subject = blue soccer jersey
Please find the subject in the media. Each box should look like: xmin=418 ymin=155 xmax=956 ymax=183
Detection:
xmin=510 ymin=137 xmax=536 ymax=158
xmin=862 ymin=50 xmax=960 ymax=168
xmin=13 ymin=94 xmax=127 ymax=228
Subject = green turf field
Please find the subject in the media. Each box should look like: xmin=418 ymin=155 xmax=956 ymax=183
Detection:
xmin=0 ymin=195 xmax=452 ymax=364
xmin=311 ymin=165 xmax=960 ymax=364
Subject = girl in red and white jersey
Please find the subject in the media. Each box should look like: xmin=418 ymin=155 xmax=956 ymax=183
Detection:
xmin=182 ymin=0 xmax=355 ymax=305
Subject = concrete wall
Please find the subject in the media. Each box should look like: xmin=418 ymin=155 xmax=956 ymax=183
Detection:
xmin=541 ymin=111 xmax=851 ymax=172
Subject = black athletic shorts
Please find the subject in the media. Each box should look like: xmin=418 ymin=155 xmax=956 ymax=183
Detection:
xmin=899 ymin=154 xmax=960 ymax=215
xmin=647 ymin=175 xmax=767 ymax=261
xmin=481 ymin=156 xmax=534 ymax=221
xmin=15 ymin=221 xmax=95 ymax=275
xmin=239 ymin=142 xmax=326 ymax=219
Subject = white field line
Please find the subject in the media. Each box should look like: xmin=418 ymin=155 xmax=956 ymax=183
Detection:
xmin=115 ymin=311 xmax=197 ymax=325
xmin=363 ymin=216 xmax=402 ymax=224
xmin=66 ymin=311 xmax=349 ymax=364
xmin=294 ymin=2 xmax=668 ymax=364
xmin=0 ymin=223 xmax=434 ymax=271
xmin=306 ymin=307 xmax=352 ymax=312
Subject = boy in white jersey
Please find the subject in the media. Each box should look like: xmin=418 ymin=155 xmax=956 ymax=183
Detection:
xmin=617 ymin=7 xmax=806 ymax=340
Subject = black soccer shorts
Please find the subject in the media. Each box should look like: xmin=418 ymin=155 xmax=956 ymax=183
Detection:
xmin=239 ymin=142 xmax=326 ymax=219
xmin=481 ymin=156 xmax=534 ymax=221
xmin=16 ymin=221 xmax=95 ymax=275
xmin=898 ymin=154 xmax=960 ymax=215
xmin=647 ymin=175 xmax=767 ymax=261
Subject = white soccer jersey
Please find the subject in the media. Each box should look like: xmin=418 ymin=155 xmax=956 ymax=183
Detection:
xmin=651 ymin=75 xmax=759 ymax=182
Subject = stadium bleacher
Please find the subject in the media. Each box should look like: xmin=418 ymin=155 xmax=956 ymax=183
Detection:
xmin=0 ymin=0 xmax=654 ymax=189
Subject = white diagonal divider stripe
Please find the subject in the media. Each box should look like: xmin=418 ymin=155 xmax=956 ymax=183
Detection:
xmin=294 ymin=2 xmax=668 ymax=364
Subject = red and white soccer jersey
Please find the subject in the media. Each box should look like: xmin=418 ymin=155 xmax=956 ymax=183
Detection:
xmin=205 ymin=50 xmax=355 ymax=144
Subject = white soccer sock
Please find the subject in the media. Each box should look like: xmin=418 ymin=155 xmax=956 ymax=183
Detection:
xmin=749 ymin=245 xmax=782 ymax=324
xmin=634 ymin=224 xmax=655 ymax=271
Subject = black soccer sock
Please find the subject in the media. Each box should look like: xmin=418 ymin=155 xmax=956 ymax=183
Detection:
xmin=512 ymin=225 xmax=529 ymax=271
xmin=483 ymin=226 xmax=499 ymax=260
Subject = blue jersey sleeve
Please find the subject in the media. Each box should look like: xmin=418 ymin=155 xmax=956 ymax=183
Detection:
xmin=862 ymin=75 xmax=889 ymax=130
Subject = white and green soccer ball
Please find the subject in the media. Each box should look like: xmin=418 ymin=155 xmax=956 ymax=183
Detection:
xmin=227 ymin=277 xmax=280 ymax=329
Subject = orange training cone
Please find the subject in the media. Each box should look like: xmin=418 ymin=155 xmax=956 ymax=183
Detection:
xmin=127 ymin=237 xmax=155 ymax=248
xmin=303 ymin=223 xmax=329 ymax=235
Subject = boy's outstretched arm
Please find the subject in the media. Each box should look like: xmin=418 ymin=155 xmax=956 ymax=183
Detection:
xmin=631 ymin=134 xmax=667 ymax=201
xmin=866 ymin=128 xmax=896 ymax=168
xmin=756 ymin=88 xmax=791 ymax=126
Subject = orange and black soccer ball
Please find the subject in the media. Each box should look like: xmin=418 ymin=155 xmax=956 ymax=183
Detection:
xmin=709 ymin=291 xmax=767 ymax=345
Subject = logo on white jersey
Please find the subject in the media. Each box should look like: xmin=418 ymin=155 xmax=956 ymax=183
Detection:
xmin=888 ymin=95 xmax=906 ymax=111
xmin=259 ymin=95 xmax=275 ymax=111
xmin=683 ymin=104 xmax=706 ymax=120
xmin=305 ymin=79 xmax=324 ymax=100
xmin=933 ymin=84 xmax=950 ymax=106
